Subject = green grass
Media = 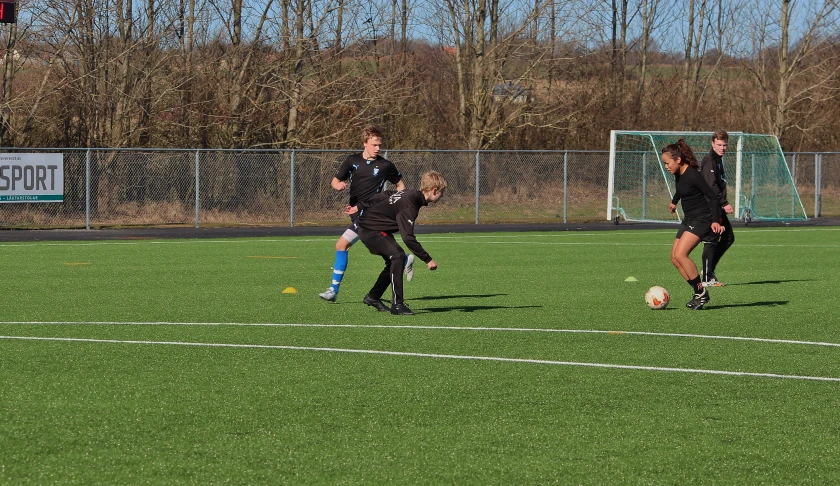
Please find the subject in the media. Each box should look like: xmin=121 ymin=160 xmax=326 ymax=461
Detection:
xmin=2 ymin=227 xmax=840 ymax=483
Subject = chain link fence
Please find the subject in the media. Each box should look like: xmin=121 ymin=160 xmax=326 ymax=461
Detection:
xmin=0 ymin=148 xmax=836 ymax=229
xmin=786 ymin=153 xmax=840 ymax=219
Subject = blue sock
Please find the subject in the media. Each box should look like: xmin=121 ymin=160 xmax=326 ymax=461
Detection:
xmin=331 ymin=250 xmax=349 ymax=292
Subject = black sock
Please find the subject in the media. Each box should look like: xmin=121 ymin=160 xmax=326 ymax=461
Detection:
xmin=687 ymin=276 xmax=703 ymax=294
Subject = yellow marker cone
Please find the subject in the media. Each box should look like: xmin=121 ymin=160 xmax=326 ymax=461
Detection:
xmin=282 ymin=287 xmax=297 ymax=294
xmin=624 ymin=276 xmax=638 ymax=282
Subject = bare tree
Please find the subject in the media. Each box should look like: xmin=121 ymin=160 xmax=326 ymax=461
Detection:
xmin=282 ymin=0 xmax=309 ymax=146
xmin=0 ymin=23 xmax=20 ymax=145
xmin=334 ymin=0 xmax=344 ymax=64
xmin=610 ymin=0 xmax=630 ymax=95
xmin=440 ymin=0 xmax=558 ymax=148
xmin=690 ymin=0 xmax=742 ymax=116
xmin=216 ymin=0 xmax=274 ymax=146
xmin=400 ymin=0 xmax=408 ymax=57
xmin=6 ymin=0 xmax=840 ymax=153
xmin=106 ymin=0 xmax=135 ymax=146
xmin=19 ymin=2 xmax=80 ymax=146
xmin=634 ymin=0 xmax=664 ymax=118
xmin=175 ymin=0 xmax=198 ymax=142
xmin=745 ymin=0 xmax=839 ymax=140
xmin=679 ymin=0 xmax=709 ymax=126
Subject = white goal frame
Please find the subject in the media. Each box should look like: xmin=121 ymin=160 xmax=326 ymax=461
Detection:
xmin=607 ymin=130 xmax=807 ymax=223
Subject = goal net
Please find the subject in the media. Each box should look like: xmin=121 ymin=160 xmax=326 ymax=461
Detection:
xmin=607 ymin=131 xmax=807 ymax=223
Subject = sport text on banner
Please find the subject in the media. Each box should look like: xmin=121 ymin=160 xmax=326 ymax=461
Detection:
xmin=0 ymin=153 xmax=64 ymax=203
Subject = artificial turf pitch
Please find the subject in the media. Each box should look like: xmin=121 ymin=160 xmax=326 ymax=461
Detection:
xmin=2 ymin=227 xmax=839 ymax=483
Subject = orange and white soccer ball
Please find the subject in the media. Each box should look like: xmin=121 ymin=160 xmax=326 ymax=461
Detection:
xmin=645 ymin=286 xmax=669 ymax=310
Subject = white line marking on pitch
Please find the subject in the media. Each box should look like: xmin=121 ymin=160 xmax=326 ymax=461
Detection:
xmin=1 ymin=335 xmax=837 ymax=383
xmin=3 ymin=321 xmax=840 ymax=349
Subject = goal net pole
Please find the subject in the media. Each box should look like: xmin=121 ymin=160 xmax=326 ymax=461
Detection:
xmin=735 ymin=134 xmax=743 ymax=219
xmin=607 ymin=130 xmax=617 ymax=221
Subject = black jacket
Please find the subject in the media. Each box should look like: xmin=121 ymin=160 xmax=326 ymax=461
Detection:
xmin=356 ymin=190 xmax=432 ymax=263
xmin=700 ymin=149 xmax=729 ymax=207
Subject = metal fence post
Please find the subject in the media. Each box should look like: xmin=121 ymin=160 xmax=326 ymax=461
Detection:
xmin=734 ymin=136 xmax=743 ymax=219
xmin=290 ymin=150 xmax=296 ymax=227
xmin=475 ymin=151 xmax=480 ymax=224
xmin=751 ymin=154 xmax=756 ymax=213
xmin=815 ymin=153 xmax=822 ymax=218
xmin=85 ymin=148 xmax=91 ymax=230
xmin=563 ymin=150 xmax=568 ymax=223
xmin=194 ymin=150 xmax=200 ymax=228
xmin=791 ymin=153 xmax=796 ymax=218
xmin=641 ymin=152 xmax=647 ymax=220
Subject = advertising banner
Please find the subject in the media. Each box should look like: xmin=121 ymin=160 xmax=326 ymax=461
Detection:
xmin=0 ymin=153 xmax=64 ymax=203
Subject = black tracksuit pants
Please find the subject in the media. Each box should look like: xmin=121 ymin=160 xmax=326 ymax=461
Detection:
xmin=358 ymin=227 xmax=406 ymax=305
xmin=702 ymin=213 xmax=735 ymax=277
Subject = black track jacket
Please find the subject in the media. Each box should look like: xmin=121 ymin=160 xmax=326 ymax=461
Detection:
xmin=700 ymin=149 xmax=729 ymax=208
xmin=356 ymin=190 xmax=432 ymax=263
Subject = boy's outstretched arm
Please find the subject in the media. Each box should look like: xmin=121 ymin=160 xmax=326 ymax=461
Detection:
xmin=396 ymin=210 xmax=432 ymax=265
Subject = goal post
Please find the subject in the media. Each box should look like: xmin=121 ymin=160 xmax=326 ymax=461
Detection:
xmin=607 ymin=130 xmax=808 ymax=223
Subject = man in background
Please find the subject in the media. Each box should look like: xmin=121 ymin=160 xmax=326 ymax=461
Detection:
xmin=700 ymin=129 xmax=735 ymax=287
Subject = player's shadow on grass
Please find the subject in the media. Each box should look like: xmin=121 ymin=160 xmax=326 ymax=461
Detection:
xmin=420 ymin=305 xmax=542 ymax=313
xmin=708 ymin=300 xmax=789 ymax=309
xmin=727 ymin=279 xmax=812 ymax=286
xmin=413 ymin=294 xmax=508 ymax=301
xmin=407 ymin=294 xmax=538 ymax=312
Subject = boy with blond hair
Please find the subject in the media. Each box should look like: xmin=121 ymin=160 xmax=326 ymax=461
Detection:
xmin=345 ymin=171 xmax=448 ymax=315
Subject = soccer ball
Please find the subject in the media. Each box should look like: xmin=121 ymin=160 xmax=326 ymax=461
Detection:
xmin=645 ymin=286 xmax=669 ymax=310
